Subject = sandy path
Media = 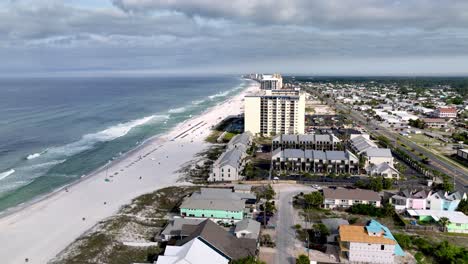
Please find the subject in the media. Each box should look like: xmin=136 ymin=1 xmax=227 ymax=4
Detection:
xmin=0 ymin=81 xmax=258 ymax=264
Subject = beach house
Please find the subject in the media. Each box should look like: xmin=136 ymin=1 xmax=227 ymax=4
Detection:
xmin=155 ymin=220 xmax=257 ymax=264
xmin=338 ymin=220 xmax=405 ymax=263
xmin=389 ymin=189 xmax=430 ymax=211
xmin=322 ymin=188 xmax=381 ymax=209
xmin=390 ymin=189 xmax=465 ymax=211
xmin=365 ymin=148 xmax=394 ymax=167
xmin=234 ymin=218 xmax=261 ymax=240
xmin=407 ymin=210 xmax=468 ymax=233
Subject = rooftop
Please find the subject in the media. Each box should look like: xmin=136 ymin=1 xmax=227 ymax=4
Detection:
xmin=273 ymin=149 xmax=358 ymax=161
xmin=407 ymin=210 xmax=468 ymax=224
xmin=339 ymin=225 xmax=396 ymax=245
xmin=177 ymin=220 xmax=257 ymax=260
xmin=228 ymin=132 xmax=252 ymax=149
xmin=365 ymin=148 xmax=393 ymax=158
xmin=323 ymin=188 xmax=380 ymax=201
xmin=234 ymin=218 xmax=261 ymax=239
xmin=161 ymin=218 xmax=205 ymax=237
xmin=180 ymin=188 xmax=247 ymax=211
xmin=216 ymin=148 xmax=244 ymax=168
xmin=322 ymin=218 xmax=349 ymax=234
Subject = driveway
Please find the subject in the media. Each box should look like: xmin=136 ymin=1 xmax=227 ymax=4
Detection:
xmin=272 ymin=184 xmax=315 ymax=264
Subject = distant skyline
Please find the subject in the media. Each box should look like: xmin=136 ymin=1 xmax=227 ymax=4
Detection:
xmin=1 ymin=0 xmax=468 ymax=76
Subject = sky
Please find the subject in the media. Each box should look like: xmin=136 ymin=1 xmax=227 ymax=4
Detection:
xmin=1 ymin=0 xmax=468 ymax=76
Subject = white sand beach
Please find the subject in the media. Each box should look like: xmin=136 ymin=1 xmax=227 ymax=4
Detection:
xmin=0 ymin=82 xmax=259 ymax=264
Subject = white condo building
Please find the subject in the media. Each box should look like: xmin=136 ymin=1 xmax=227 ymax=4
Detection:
xmin=244 ymin=89 xmax=305 ymax=135
xmin=259 ymin=73 xmax=283 ymax=90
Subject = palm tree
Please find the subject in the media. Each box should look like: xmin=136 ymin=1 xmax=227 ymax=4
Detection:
xmin=438 ymin=217 xmax=451 ymax=232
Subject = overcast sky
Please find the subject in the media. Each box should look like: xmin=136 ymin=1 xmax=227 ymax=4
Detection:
xmin=1 ymin=0 xmax=468 ymax=76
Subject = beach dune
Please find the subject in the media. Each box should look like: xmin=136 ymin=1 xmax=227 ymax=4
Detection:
xmin=0 ymin=82 xmax=258 ymax=264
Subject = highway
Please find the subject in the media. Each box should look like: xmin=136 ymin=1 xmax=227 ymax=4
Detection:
xmin=331 ymin=100 xmax=468 ymax=192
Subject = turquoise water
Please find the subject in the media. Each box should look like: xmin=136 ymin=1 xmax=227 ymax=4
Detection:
xmin=0 ymin=76 xmax=252 ymax=212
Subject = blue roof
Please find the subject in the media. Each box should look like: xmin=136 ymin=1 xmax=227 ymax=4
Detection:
xmin=366 ymin=220 xmax=405 ymax=256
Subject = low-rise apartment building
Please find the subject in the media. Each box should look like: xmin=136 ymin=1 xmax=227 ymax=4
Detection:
xmin=272 ymin=149 xmax=359 ymax=174
xmin=208 ymin=132 xmax=252 ymax=182
xmin=433 ymin=106 xmax=457 ymax=118
xmin=208 ymin=148 xmax=246 ymax=182
xmin=422 ymin=118 xmax=448 ymax=128
xmin=322 ymin=188 xmax=381 ymax=209
xmin=272 ymin=133 xmax=342 ymax=150
xmin=180 ymin=188 xmax=253 ymax=222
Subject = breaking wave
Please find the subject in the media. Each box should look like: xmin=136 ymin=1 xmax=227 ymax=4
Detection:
xmin=168 ymin=107 xmax=187 ymax=114
xmin=46 ymin=114 xmax=168 ymax=157
xmin=0 ymin=169 xmax=15 ymax=181
xmin=26 ymin=150 xmax=48 ymax=160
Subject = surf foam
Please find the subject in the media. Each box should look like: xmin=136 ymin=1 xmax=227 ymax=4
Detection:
xmin=0 ymin=169 xmax=15 ymax=181
xmin=47 ymin=115 xmax=167 ymax=157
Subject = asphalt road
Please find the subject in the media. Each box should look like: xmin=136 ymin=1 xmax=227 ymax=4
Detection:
xmin=273 ymin=185 xmax=315 ymax=264
xmin=333 ymin=101 xmax=468 ymax=192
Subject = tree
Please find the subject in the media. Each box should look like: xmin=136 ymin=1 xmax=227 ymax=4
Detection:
xmin=257 ymin=184 xmax=276 ymax=201
xmin=296 ymin=254 xmax=310 ymax=264
xmin=394 ymin=233 xmax=412 ymax=250
xmin=368 ymin=177 xmax=383 ymax=192
xmin=409 ymin=119 xmax=426 ymax=129
xmin=383 ymin=178 xmax=394 ymax=189
xmin=303 ymin=192 xmax=324 ymax=208
xmin=395 ymin=163 xmax=407 ymax=175
xmin=260 ymin=201 xmax=276 ymax=214
xmin=434 ymin=240 xmax=466 ymax=264
xmin=438 ymin=217 xmax=451 ymax=232
xmin=457 ymin=199 xmax=468 ymax=214
xmin=231 ymin=256 xmax=266 ymax=264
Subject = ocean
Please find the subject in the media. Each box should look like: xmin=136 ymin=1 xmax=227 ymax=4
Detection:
xmin=0 ymin=75 xmax=251 ymax=212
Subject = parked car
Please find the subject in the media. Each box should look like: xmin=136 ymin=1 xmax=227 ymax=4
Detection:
xmin=256 ymin=215 xmax=271 ymax=224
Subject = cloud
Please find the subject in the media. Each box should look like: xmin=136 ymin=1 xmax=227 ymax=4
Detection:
xmin=111 ymin=0 xmax=468 ymax=30
xmin=0 ymin=0 xmax=467 ymax=75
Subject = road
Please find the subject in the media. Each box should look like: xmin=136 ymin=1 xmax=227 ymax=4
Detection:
xmin=273 ymin=184 xmax=315 ymax=264
xmin=326 ymin=97 xmax=468 ymax=193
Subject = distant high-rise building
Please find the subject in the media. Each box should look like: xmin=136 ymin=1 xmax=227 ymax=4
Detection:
xmin=244 ymin=89 xmax=305 ymax=135
xmin=259 ymin=73 xmax=283 ymax=90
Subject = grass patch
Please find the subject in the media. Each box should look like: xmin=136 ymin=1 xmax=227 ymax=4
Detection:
xmin=205 ymin=130 xmax=223 ymax=143
xmin=223 ymin=132 xmax=237 ymax=142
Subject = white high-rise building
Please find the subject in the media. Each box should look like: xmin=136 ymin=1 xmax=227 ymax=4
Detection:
xmin=244 ymin=89 xmax=305 ymax=136
xmin=259 ymin=73 xmax=283 ymax=90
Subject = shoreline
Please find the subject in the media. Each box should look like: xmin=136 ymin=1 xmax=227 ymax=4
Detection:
xmin=0 ymin=79 xmax=251 ymax=219
xmin=0 ymin=79 xmax=259 ymax=263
